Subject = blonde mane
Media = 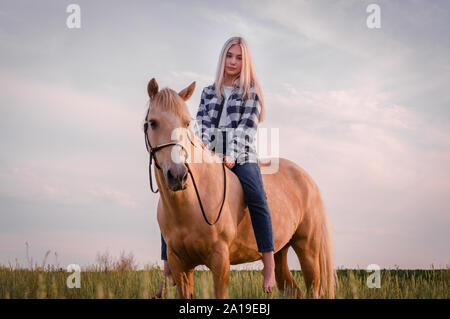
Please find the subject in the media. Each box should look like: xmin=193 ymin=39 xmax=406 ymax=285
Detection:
xmin=150 ymin=87 xmax=192 ymax=124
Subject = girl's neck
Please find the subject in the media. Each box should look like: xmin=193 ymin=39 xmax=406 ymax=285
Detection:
xmin=223 ymin=74 xmax=238 ymax=86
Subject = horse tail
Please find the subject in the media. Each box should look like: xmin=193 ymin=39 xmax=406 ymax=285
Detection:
xmin=318 ymin=197 xmax=336 ymax=298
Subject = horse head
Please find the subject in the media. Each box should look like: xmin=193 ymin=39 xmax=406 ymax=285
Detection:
xmin=143 ymin=78 xmax=196 ymax=192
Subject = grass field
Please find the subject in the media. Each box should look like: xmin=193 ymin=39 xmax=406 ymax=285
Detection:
xmin=1 ymin=265 xmax=448 ymax=299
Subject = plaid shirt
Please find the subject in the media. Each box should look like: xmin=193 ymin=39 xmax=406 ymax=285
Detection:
xmin=193 ymin=83 xmax=261 ymax=164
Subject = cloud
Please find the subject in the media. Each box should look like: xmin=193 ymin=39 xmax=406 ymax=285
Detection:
xmin=261 ymin=81 xmax=450 ymax=268
xmin=251 ymin=0 xmax=412 ymax=58
xmin=0 ymin=161 xmax=142 ymax=211
xmin=88 ymin=185 xmax=138 ymax=208
xmin=0 ymin=72 xmax=153 ymax=212
xmin=0 ymin=73 xmax=142 ymax=140
xmin=267 ymin=81 xmax=450 ymax=193
xmin=270 ymin=83 xmax=417 ymax=128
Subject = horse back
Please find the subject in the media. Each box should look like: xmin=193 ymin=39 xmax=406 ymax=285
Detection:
xmin=229 ymin=157 xmax=312 ymax=264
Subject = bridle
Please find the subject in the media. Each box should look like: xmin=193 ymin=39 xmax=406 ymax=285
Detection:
xmin=143 ymin=118 xmax=227 ymax=226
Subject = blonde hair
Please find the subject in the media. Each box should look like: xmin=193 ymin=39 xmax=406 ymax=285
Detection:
xmin=214 ymin=36 xmax=265 ymax=123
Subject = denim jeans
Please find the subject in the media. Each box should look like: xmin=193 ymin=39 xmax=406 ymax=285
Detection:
xmin=160 ymin=131 xmax=274 ymax=260
xmin=230 ymin=162 xmax=275 ymax=252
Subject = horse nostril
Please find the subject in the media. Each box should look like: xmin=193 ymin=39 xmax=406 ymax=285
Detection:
xmin=166 ymin=167 xmax=187 ymax=190
xmin=167 ymin=169 xmax=174 ymax=182
xmin=182 ymin=170 xmax=188 ymax=183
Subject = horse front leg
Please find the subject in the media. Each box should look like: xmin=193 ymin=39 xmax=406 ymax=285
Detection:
xmin=168 ymin=251 xmax=194 ymax=299
xmin=208 ymin=243 xmax=230 ymax=299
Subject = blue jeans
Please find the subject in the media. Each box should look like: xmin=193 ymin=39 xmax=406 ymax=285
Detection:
xmin=160 ymin=131 xmax=274 ymax=260
xmin=230 ymin=162 xmax=275 ymax=252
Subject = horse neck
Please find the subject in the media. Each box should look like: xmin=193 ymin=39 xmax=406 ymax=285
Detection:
xmin=155 ymin=146 xmax=225 ymax=223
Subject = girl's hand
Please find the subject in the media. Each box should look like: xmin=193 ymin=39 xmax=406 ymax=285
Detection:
xmin=224 ymin=156 xmax=235 ymax=169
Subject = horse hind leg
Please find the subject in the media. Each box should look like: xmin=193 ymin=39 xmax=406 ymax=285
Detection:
xmin=291 ymin=195 xmax=335 ymax=299
xmin=274 ymin=244 xmax=302 ymax=299
xmin=290 ymin=235 xmax=321 ymax=299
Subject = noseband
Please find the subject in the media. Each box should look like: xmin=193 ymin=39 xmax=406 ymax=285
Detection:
xmin=143 ymin=120 xmax=226 ymax=226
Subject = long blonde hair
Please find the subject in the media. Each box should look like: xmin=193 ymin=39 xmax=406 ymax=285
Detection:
xmin=214 ymin=36 xmax=265 ymax=123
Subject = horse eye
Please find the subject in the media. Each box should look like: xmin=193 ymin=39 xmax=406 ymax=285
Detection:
xmin=149 ymin=120 xmax=157 ymax=129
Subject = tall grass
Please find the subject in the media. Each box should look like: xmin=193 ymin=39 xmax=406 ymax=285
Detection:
xmin=1 ymin=248 xmax=448 ymax=299
xmin=1 ymin=265 xmax=448 ymax=299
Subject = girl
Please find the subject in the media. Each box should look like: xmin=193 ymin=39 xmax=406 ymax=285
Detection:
xmin=161 ymin=36 xmax=276 ymax=293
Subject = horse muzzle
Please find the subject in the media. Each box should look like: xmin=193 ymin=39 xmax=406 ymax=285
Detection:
xmin=165 ymin=164 xmax=188 ymax=192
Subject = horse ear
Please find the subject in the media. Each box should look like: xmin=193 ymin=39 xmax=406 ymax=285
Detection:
xmin=147 ymin=78 xmax=159 ymax=99
xmin=178 ymin=81 xmax=196 ymax=101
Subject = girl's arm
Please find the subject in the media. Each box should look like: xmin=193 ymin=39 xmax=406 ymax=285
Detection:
xmin=227 ymin=90 xmax=261 ymax=163
xmin=194 ymin=88 xmax=213 ymax=146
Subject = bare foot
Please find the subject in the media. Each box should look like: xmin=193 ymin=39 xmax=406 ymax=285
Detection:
xmin=262 ymin=251 xmax=276 ymax=293
xmin=262 ymin=266 xmax=276 ymax=293
xmin=152 ymin=280 xmax=164 ymax=299
xmin=152 ymin=261 xmax=173 ymax=299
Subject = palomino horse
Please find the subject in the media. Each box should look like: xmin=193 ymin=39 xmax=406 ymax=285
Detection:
xmin=143 ymin=78 xmax=335 ymax=298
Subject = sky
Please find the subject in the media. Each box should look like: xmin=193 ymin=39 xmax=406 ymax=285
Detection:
xmin=0 ymin=0 xmax=449 ymax=270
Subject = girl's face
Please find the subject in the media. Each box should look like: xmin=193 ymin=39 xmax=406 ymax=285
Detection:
xmin=224 ymin=44 xmax=242 ymax=79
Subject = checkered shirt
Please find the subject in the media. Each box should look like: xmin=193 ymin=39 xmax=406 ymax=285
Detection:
xmin=193 ymin=84 xmax=261 ymax=164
